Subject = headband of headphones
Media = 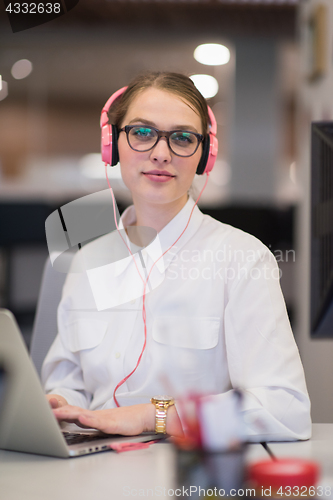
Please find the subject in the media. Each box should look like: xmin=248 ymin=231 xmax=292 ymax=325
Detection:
xmin=100 ymin=86 xmax=218 ymax=175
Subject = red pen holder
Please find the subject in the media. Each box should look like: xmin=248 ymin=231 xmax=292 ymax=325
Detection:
xmin=247 ymin=458 xmax=320 ymax=499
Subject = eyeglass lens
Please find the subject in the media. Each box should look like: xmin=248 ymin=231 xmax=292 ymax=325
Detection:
xmin=127 ymin=126 xmax=199 ymax=157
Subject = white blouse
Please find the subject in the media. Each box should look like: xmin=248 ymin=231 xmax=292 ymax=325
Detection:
xmin=42 ymin=196 xmax=311 ymax=442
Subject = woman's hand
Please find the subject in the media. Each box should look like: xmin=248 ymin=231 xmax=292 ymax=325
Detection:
xmin=52 ymin=403 xmax=184 ymax=437
xmin=46 ymin=393 xmax=68 ymax=409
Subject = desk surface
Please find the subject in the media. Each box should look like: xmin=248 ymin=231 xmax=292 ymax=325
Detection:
xmin=0 ymin=425 xmax=331 ymax=500
xmin=0 ymin=442 xmax=268 ymax=500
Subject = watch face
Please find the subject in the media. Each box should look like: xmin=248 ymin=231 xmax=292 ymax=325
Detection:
xmin=153 ymin=396 xmax=173 ymax=402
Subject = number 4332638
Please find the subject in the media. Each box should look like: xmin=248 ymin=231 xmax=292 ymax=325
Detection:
xmin=5 ymin=3 xmax=61 ymax=14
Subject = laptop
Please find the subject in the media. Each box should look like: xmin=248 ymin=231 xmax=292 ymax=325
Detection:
xmin=0 ymin=309 xmax=163 ymax=458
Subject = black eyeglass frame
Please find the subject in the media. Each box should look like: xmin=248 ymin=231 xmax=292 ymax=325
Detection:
xmin=119 ymin=125 xmax=204 ymax=158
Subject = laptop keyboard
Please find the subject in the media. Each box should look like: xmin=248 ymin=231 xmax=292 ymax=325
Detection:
xmin=63 ymin=431 xmax=107 ymax=445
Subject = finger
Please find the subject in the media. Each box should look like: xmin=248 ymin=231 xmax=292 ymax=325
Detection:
xmin=52 ymin=409 xmax=76 ymax=422
xmin=78 ymin=414 xmax=115 ymax=433
xmin=52 ymin=408 xmax=80 ymax=422
xmin=49 ymin=397 xmax=60 ymax=409
xmin=78 ymin=414 xmax=99 ymax=428
xmin=52 ymin=407 xmax=95 ymax=428
xmin=53 ymin=405 xmax=81 ymax=417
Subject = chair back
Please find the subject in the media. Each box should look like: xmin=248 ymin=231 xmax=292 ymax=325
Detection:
xmin=30 ymin=256 xmax=73 ymax=378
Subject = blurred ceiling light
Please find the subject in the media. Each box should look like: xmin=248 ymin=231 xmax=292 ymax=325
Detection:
xmin=80 ymin=153 xmax=122 ymax=179
xmin=190 ymin=74 xmax=219 ymax=99
xmin=289 ymin=161 xmax=297 ymax=184
xmin=194 ymin=43 xmax=230 ymax=66
xmin=0 ymin=80 xmax=8 ymax=101
xmin=11 ymin=59 xmax=33 ymax=80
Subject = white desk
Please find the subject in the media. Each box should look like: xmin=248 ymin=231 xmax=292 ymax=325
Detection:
xmin=0 ymin=440 xmax=269 ymax=500
xmin=2 ymin=426 xmax=331 ymax=500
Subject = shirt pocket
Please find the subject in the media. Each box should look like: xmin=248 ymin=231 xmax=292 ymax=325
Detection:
xmin=62 ymin=319 xmax=108 ymax=353
xmin=152 ymin=316 xmax=220 ymax=350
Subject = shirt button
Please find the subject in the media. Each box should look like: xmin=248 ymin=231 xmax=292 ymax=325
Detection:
xmin=115 ymin=352 xmax=121 ymax=359
xmin=130 ymin=299 xmax=136 ymax=305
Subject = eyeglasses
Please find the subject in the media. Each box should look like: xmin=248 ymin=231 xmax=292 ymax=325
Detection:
xmin=119 ymin=125 xmax=204 ymax=157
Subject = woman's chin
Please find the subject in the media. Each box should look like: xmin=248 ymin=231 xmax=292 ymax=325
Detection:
xmin=133 ymin=189 xmax=188 ymax=208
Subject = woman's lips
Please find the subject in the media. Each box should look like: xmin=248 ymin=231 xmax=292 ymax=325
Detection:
xmin=142 ymin=171 xmax=175 ymax=183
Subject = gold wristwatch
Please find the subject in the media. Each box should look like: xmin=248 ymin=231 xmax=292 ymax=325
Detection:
xmin=150 ymin=396 xmax=175 ymax=434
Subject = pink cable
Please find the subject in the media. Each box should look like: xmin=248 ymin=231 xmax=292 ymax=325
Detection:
xmin=105 ymin=163 xmax=210 ymax=406
xmin=104 ymin=164 xmax=145 ymax=285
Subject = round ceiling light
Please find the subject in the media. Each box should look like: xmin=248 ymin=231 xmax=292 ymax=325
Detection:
xmin=194 ymin=43 xmax=230 ymax=66
xmin=190 ymin=74 xmax=219 ymax=99
xmin=11 ymin=59 xmax=33 ymax=80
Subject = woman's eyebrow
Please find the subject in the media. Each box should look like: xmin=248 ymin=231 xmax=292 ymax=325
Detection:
xmin=173 ymin=125 xmax=199 ymax=133
xmin=127 ymin=117 xmax=199 ymax=133
xmin=128 ymin=118 xmax=156 ymax=126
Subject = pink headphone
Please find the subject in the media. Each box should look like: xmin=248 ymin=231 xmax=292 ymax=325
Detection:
xmin=100 ymin=86 xmax=218 ymax=175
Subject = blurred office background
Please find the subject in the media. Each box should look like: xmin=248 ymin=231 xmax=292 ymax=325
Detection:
xmin=0 ymin=0 xmax=332 ymax=422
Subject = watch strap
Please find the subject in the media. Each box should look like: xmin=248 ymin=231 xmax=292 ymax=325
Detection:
xmin=155 ymin=404 xmax=168 ymax=434
xmin=151 ymin=398 xmax=175 ymax=434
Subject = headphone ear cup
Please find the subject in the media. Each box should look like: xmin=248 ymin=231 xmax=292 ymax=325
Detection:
xmin=111 ymin=125 xmax=119 ymax=166
xmin=205 ymin=134 xmax=218 ymax=174
xmin=196 ymin=135 xmax=210 ymax=175
xmin=101 ymin=124 xmax=112 ymax=165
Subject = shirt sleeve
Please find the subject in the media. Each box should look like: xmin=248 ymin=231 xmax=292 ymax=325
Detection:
xmin=41 ymin=265 xmax=93 ymax=409
xmin=221 ymin=246 xmax=311 ymax=442
xmin=41 ymin=334 xmax=91 ymax=409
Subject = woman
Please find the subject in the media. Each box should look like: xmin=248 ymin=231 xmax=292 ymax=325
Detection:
xmin=42 ymin=72 xmax=311 ymax=441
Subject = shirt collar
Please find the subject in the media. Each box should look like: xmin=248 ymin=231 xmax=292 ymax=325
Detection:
xmin=115 ymin=197 xmax=204 ymax=276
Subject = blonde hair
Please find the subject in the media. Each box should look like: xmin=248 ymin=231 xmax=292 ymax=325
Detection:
xmin=109 ymin=71 xmax=209 ymax=136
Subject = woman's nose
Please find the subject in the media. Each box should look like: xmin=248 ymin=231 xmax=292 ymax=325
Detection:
xmin=150 ymin=137 xmax=172 ymax=163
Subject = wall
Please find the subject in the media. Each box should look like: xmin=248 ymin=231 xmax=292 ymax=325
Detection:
xmin=230 ymin=38 xmax=278 ymax=202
